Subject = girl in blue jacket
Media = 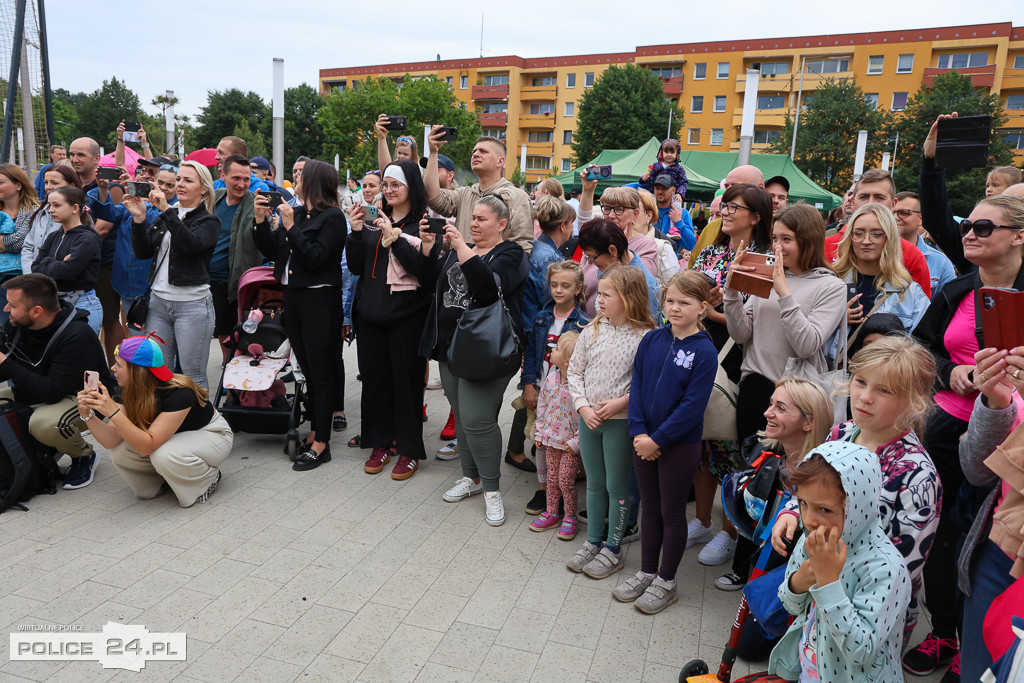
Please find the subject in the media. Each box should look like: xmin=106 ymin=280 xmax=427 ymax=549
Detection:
xmin=615 ymin=271 xmax=717 ymax=614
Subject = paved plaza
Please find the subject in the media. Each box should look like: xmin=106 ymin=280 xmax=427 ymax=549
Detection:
xmin=1 ymin=344 xmax=947 ymax=682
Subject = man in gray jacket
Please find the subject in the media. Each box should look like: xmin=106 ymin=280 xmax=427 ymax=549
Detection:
xmin=211 ymin=154 xmax=261 ymax=342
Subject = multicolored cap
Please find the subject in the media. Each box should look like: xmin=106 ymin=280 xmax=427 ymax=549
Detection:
xmin=116 ymin=336 xmax=172 ymax=381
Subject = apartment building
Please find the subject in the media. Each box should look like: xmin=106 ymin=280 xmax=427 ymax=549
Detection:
xmin=320 ymin=22 xmax=1024 ymax=187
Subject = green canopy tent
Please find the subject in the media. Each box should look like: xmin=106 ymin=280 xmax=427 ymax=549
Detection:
xmin=676 ymin=150 xmax=842 ymax=211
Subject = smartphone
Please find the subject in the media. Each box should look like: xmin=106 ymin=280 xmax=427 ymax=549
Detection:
xmin=586 ymin=164 xmax=613 ymax=181
xmin=935 ymin=114 xmax=992 ymax=169
xmin=97 ymin=166 xmax=121 ymax=181
xmin=361 ymin=205 xmax=379 ymax=221
xmin=124 ymin=181 xmax=152 ymax=198
xmin=123 ymin=121 xmax=141 ymax=143
xmin=979 ymin=287 xmax=1024 ymax=350
xmin=261 ymin=191 xmax=283 ymax=209
xmin=424 ymin=217 xmax=449 ymax=235
xmin=83 ymin=371 xmax=99 ymax=392
xmin=384 ymin=115 xmax=407 ymax=131
xmin=438 ymin=126 xmax=458 ymax=142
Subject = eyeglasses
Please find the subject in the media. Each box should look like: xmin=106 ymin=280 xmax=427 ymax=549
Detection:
xmin=159 ymin=164 xmax=178 ymax=173
xmin=600 ymin=204 xmax=633 ymax=216
xmin=381 ymin=181 xmax=404 ymax=191
xmin=720 ymin=202 xmax=751 ymax=215
xmin=894 ymin=209 xmax=921 ymax=219
xmin=851 ymin=230 xmax=886 ymax=242
xmin=959 ymin=219 xmax=1018 ymax=238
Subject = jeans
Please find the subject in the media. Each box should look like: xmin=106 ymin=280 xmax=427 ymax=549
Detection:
xmin=146 ymin=292 xmax=216 ymax=390
xmin=69 ymin=290 xmax=103 ymax=334
xmin=961 ymin=539 xmax=1015 ymax=682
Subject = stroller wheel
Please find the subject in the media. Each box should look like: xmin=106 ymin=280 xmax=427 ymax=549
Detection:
xmin=679 ymin=659 xmax=709 ymax=682
xmin=286 ymin=432 xmax=300 ymax=462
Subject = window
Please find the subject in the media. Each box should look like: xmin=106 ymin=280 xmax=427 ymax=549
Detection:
xmin=566 ymin=72 xmax=576 ymax=87
xmin=529 ymin=103 xmax=554 ymax=115
xmin=717 ymin=62 xmax=730 ymax=79
xmin=755 ymin=61 xmax=789 ymax=76
xmin=710 ymin=128 xmax=724 ymax=146
xmin=693 ymin=63 xmax=707 ymax=80
xmin=897 ymin=54 xmax=914 ymax=73
xmin=531 ymin=76 xmax=556 ymax=86
xmin=690 ymin=96 xmax=703 ymax=113
xmin=865 ymin=93 xmax=879 ymax=109
xmin=445 ymin=76 xmax=453 ymax=86
xmin=482 ymin=128 xmax=506 ymax=140
xmin=713 ymin=95 xmax=727 ymax=113
xmin=480 ymin=102 xmax=507 ymax=113
xmin=1003 ymin=132 xmax=1024 ymax=148
xmin=1007 ymin=95 xmax=1024 ymax=109
xmin=564 ymin=102 xmax=574 ymax=117
xmin=753 ymin=129 xmax=781 ymax=144
xmin=1015 ymin=56 xmax=1024 ymax=69
xmin=483 ymin=74 xmax=509 ymax=86
xmin=584 ymin=72 xmax=595 ymax=87
xmin=688 ymin=128 xmax=701 ymax=144
xmin=937 ymin=52 xmax=987 ymax=69
xmin=527 ymin=131 xmax=553 ymax=142
xmin=525 ymin=155 xmax=551 ymax=171
xmin=562 ymin=130 xmax=572 ymax=144
xmin=561 ymin=158 xmax=572 ymax=172
xmin=460 ymin=75 xmax=468 ymax=89
xmin=867 ymin=55 xmax=884 ymax=75
xmin=891 ymin=92 xmax=909 ymax=111
xmin=649 ymin=65 xmax=681 ymax=79
xmin=756 ymin=95 xmax=785 ymax=109
xmin=806 ymin=57 xmax=850 ymax=74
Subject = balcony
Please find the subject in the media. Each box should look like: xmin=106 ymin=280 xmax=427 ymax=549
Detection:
xmin=478 ymin=112 xmax=508 ymax=127
xmin=923 ymin=64 xmax=996 ymax=88
xmin=735 ymin=70 xmax=851 ymax=94
xmin=520 ymin=85 xmax=557 ymax=101
xmin=661 ymin=76 xmax=683 ymax=96
xmin=1000 ymin=68 xmax=1024 ymax=90
xmin=524 ymin=141 xmax=555 ymax=154
xmin=471 ymin=84 xmax=509 ymax=101
xmin=519 ymin=113 xmax=556 ymax=130
xmin=731 ymin=107 xmax=789 ymax=128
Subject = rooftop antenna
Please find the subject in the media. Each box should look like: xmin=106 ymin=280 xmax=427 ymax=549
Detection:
xmin=479 ymin=14 xmax=484 ymax=58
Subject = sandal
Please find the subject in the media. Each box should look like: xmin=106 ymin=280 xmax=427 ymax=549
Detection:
xmin=347 ymin=435 xmax=361 ymax=448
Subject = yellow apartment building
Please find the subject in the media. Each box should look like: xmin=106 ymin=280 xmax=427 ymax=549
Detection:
xmin=320 ymin=22 xmax=1024 ymax=187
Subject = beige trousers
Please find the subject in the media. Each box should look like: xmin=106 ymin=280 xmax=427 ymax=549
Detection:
xmin=0 ymin=387 xmax=92 ymax=458
xmin=109 ymin=412 xmax=234 ymax=507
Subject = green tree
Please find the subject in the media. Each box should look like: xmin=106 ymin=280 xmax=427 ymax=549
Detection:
xmin=282 ymin=83 xmax=325 ymax=174
xmin=570 ymin=64 xmax=681 ymax=166
xmin=770 ymin=78 xmax=892 ymax=196
xmin=891 ymin=71 xmax=1014 ymax=215
xmin=194 ymin=89 xmax=271 ymax=150
xmin=73 ymin=78 xmax=145 ymax=149
xmin=318 ymin=74 xmax=481 ymax=177
xmin=233 ymin=120 xmax=267 ymax=159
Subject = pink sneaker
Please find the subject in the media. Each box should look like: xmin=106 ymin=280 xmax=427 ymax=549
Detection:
xmin=558 ymin=516 xmax=578 ymax=540
xmin=530 ymin=512 xmax=562 ymax=532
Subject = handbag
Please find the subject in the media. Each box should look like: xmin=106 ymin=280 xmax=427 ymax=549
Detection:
xmin=126 ymin=232 xmax=170 ymax=329
xmin=447 ymin=272 xmax=523 ymax=381
xmin=743 ymin=563 xmax=792 ymax=639
xmin=702 ymin=338 xmax=739 ymax=441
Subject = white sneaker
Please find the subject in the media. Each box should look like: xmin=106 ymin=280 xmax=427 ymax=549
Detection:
xmin=484 ymin=491 xmax=505 ymax=526
xmin=443 ymin=476 xmax=482 ymax=502
xmin=685 ymin=518 xmax=716 ymax=548
xmin=436 ymin=439 xmax=459 ymax=460
xmin=426 ymin=377 xmax=443 ymax=390
xmin=697 ymin=530 xmax=738 ymax=566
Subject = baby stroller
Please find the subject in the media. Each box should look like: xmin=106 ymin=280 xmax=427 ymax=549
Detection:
xmin=214 ymin=266 xmax=307 ymax=459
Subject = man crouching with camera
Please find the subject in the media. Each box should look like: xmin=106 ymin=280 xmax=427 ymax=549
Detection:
xmin=0 ymin=273 xmax=112 ymax=489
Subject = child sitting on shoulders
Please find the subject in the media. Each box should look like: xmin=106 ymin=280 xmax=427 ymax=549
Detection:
xmin=639 ymin=138 xmax=688 ymax=202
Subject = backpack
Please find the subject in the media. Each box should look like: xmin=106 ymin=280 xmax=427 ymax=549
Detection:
xmin=0 ymin=398 xmax=61 ymax=512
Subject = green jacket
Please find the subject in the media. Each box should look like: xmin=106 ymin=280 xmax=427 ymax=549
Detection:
xmin=213 ymin=189 xmax=261 ymax=301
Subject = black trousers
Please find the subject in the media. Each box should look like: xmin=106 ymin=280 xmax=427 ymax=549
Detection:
xmin=284 ymin=286 xmax=343 ymax=444
xmin=355 ymin=310 xmax=428 ymax=460
xmin=920 ymin=406 xmax=970 ymax=639
xmin=333 ymin=340 xmax=346 ymax=411
xmin=736 ymin=372 xmax=775 ymax=442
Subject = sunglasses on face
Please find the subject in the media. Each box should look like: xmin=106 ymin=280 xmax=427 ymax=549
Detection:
xmin=959 ymin=219 xmax=1018 ymax=238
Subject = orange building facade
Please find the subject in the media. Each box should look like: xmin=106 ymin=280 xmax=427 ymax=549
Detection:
xmin=320 ymin=22 xmax=1024 ymax=186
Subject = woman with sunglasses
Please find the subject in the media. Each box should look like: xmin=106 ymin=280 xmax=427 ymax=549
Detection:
xmin=906 ymin=194 xmax=1024 ymax=679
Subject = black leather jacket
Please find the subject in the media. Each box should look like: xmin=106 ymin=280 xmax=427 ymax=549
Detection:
xmin=132 ymin=205 xmax=220 ymax=287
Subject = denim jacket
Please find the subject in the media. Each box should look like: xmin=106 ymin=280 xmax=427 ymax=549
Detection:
xmin=521 ymin=234 xmax=564 ymax=333
xmin=826 ymin=274 xmax=929 ymax=362
xmin=522 ymin=303 xmax=590 ymax=387
xmin=92 ymin=198 xmax=160 ymax=299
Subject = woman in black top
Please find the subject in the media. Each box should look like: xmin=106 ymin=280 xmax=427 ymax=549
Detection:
xmin=419 ymin=195 xmax=529 ymax=526
xmin=31 ymin=186 xmax=103 ymax=333
xmin=254 ymin=160 xmax=347 ymax=471
xmin=77 ymin=335 xmax=233 ymax=507
xmin=345 ymin=159 xmax=437 ymax=481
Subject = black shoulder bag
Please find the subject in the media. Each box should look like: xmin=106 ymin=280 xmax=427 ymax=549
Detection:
xmin=447 ymin=271 xmax=522 ymax=382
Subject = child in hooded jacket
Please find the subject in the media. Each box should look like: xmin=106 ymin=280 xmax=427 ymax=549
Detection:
xmin=639 ymin=138 xmax=689 ymax=201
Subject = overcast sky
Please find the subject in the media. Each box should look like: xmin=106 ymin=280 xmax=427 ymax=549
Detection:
xmin=45 ymin=0 xmax=1020 ymax=120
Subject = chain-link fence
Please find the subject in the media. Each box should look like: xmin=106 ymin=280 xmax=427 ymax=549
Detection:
xmin=0 ymin=0 xmax=52 ymax=180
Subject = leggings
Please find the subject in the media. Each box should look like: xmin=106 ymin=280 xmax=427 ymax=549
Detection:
xmin=284 ymin=286 xmax=343 ymax=444
xmin=579 ymin=419 xmax=632 ymax=548
xmin=544 ymin=446 xmax=581 ymax=517
xmin=634 ymin=441 xmax=701 ymax=581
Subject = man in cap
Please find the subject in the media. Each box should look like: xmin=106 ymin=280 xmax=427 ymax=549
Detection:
xmin=765 ymin=175 xmax=789 ymax=213
xmin=651 ymin=173 xmax=696 ymax=251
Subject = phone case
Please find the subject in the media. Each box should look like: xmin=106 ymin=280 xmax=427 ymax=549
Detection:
xmin=979 ymin=287 xmax=1024 ymax=350
xmin=725 ymin=251 xmax=776 ymax=299
xmin=935 ymin=115 xmax=992 ymax=169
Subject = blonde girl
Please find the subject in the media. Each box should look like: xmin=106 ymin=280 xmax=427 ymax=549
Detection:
xmin=985 ymin=165 xmax=1023 ymax=197
xmin=566 ymin=266 xmax=656 ymax=579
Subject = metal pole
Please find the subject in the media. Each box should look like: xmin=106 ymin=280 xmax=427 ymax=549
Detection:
xmin=667 ymin=108 xmax=673 ymax=140
xmin=165 ymin=89 xmax=175 ymax=154
xmin=37 ymin=0 xmax=54 ymax=147
xmin=790 ymin=57 xmax=805 ymax=160
xmin=853 ymin=130 xmax=868 ymax=179
xmin=890 ymin=131 xmax=900 ymax=177
xmin=881 ymin=152 xmax=890 ymax=172
xmin=737 ymin=69 xmax=759 ymax=166
xmin=1 ymin=0 xmax=28 ymax=163
xmin=19 ymin=37 xmax=37 ymax=178
xmin=272 ymin=58 xmax=284 ymax=187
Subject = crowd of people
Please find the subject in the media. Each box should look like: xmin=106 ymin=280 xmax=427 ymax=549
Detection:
xmin=2 ymin=109 xmax=1024 ymax=683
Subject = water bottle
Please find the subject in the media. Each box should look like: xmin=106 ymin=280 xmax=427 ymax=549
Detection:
xmin=242 ymin=309 xmax=263 ymax=334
